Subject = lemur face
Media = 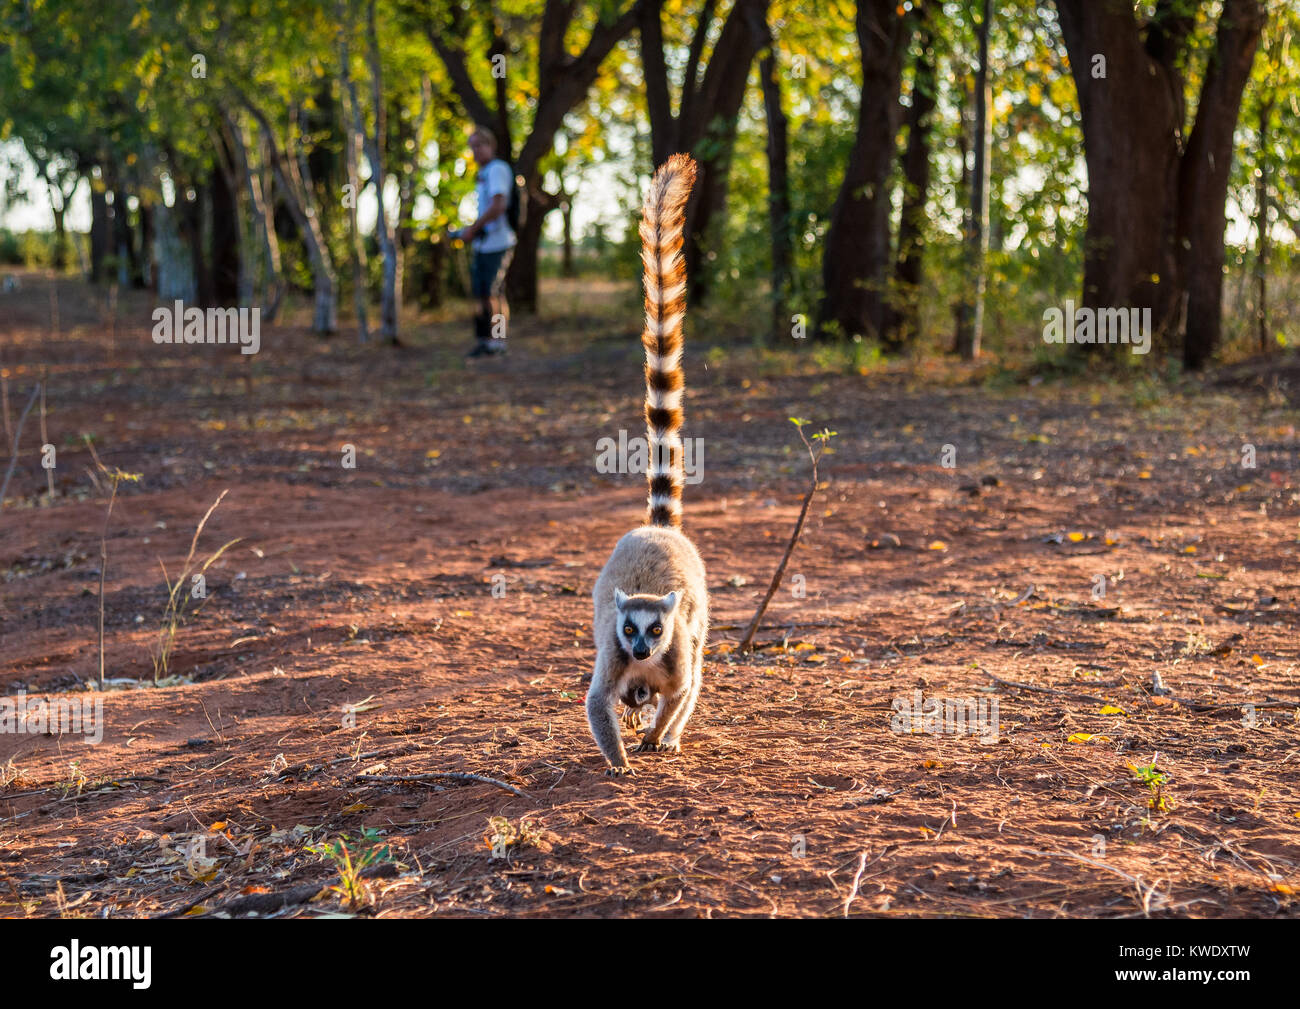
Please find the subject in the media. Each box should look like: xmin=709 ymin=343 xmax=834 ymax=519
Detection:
xmin=614 ymin=588 xmax=677 ymax=661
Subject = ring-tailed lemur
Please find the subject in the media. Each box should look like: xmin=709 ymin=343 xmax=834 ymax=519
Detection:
xmin=586 ymin=154 xmax=709 ymax=776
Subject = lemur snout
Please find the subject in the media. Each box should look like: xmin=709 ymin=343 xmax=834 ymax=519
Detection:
xmin=633 ymin=646 xmax=651 ymax=660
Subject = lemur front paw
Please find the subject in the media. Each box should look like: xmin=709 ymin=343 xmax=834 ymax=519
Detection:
xmin=605 ymin=763 xmax=636 ymax=777
xmin=635 ymin=739 xmax=680 ymax=753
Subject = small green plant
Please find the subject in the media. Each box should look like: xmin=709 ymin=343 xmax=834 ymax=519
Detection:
xmin=307 ymin=829 xmax=393 ymax=911
xmin=58 ymin=761 xmax=88 ymax=799
xmin=484 ymin=815 xmax=545 ymax=858
xmin=1128 ymin=760 xmax=1172 ymax=813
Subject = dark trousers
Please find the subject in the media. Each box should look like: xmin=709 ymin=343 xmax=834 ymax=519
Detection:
xmin=471 ymin=248 xmax=511 ymax=343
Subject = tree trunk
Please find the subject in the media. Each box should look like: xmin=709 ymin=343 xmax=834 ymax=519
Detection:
xmin=1055 ymin=0 xmax=1184 ymax=350
xmin=508 ymin=186 xmax=549 ymax=313
xmin=139 ymin=201 xmax=155 ymax=291
xmin=1254 ymin=100 xmax=1270 ymax=354
xmin=817 ymin=0 xmax=910 ymax=341
xmin=1177 ymin=0 xmax=1265 ymax=369
xmin=223 ymin=109 xmax=284 ymax=318
xmin=954 ymin=0 xmax=991 ymax=360
xmin=337 ymin=4 xmax=370 ymax=342
xmin=758 ymin=38 xmax=791 ymax=343
xmin=182 ymin=181 xmax=213 ymax=308
xmin=241 ymin=98 xmax=338 ymax=333
xmin=90 ymin=176 xmax=111 ymax=283
xmin=50 ymin=204 xmax=68 ymax=272
xmin=671 ymin=0 xmax=771 ymax=304
xmin=1054 ymin=0 xmax=1263 ymax=367
xmin=112 ymin=188 xmax=133 ymax=288
xmin=365 ymin=0 xmax=399 ymax=342
xmin=152 ymin=197 xmax=196 ymax=302
xmin=396 ymin=77 xmax=432 ymax=307
xmin=560 ymin=195 xmax=575 ymax=278
xmin=885 ymin=12 xmax=936 ymax=350
xmin=37 ymin=163 xmax=77 ymax=274
xmin=210 ymin=151 xmax=241 ymax=305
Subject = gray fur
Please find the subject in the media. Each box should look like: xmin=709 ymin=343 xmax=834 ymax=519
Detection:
xmin=587 ymin=526 xmax=708 ymax=775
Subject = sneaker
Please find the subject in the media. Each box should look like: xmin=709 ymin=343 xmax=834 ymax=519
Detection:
xmin=465 ymin=342 xmax=493 ymax=359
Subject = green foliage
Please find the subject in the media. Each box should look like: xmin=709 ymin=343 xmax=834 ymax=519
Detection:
xmin=307 ymin=828 xmax=393 ymax=910
xmin=0 ymin=0 xmax=1296 ymax=360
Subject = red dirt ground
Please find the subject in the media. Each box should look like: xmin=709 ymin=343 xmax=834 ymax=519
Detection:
xmin=1 ymin=271 xmax=1298 ymax=918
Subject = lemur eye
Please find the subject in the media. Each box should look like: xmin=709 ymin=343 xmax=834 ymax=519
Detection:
xmin=623 ymin=625 xmax=635 ymax=637
xmin=650 ymin=624 xmax=662 ymax=636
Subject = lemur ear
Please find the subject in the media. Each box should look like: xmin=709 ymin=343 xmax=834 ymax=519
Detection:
xmin=614 ymin=587 xmax=629 ymax=608
xmin=660 ymin=591 xmax=678 ymax=611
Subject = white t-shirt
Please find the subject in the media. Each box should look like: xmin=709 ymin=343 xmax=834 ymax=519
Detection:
xmin=474 ymin=159 xmax=516 ymax=253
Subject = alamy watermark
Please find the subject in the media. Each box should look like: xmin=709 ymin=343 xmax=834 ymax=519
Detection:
xmin=0 ymin=691 xmax=104 ymax=743
xmin=151 ymin=300 xmax=261 ymax=355
xmin=1042 ymin=300 xmax=1151 ymax=355
xmin=595 ymin=429 xmax=704 ymax=485
xmin=890 ymin=690 xmax=999 ymax=744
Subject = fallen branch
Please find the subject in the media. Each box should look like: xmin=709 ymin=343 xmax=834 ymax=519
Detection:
xmin=151 ymin=885 xmax=225 ymax=920
xmin=1159 ymin=695 xmax=1299 ymax=713
xmin=982 ymin=671 xmax=1109 ymax=705
xmin=356 ymin=771 xmax=531 ymax=800
xmin=842 ymin=850 xmax=868 ymax=918
xmin=984 ymin=670 xmax=1297 ymax=714
xmin=194 ymin=862 xmax=400 ymax=917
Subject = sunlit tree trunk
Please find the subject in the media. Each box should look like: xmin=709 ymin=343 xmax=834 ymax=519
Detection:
xmin=817 ymin=0 xmax=911 ymax=342
xmin=955 ymin=0 xmax=991 ymax=361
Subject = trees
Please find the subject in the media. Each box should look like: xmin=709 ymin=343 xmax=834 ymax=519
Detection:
xmin=757 ymin=15 xmax=792 ymax=341
xmin=639 ymin=0 xmax=771 ymax=303
xmin=954 ymin=0 xmax=992 ymax=361
xmin=425 ymin=0 xmax=642 ymax=313
xmin=1239 ymin=1 xmax=1300 ymax=353
xmin=884 ymin=4 xmax=937 ymax=351
xmin=0 ymin=1 xmax=1293 ymax=367
xmin=816 ymin=0 xmax=911 ymax=342
xmin=1053 ymin=0 xmax=1265 ymax=368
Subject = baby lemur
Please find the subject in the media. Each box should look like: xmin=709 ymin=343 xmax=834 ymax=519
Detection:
xmin=586 ymin=154 xmax=709 ymax=777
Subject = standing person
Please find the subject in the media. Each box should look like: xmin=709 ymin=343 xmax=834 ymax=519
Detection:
xmin=451 ymin=127 xmax=516 ymax=358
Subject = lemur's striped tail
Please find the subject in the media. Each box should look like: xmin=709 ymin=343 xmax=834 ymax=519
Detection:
xmin=640 ymin=154 xmax=697 ymax=529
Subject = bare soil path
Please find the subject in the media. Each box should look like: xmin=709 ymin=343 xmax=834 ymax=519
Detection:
xmin=2 ymin=272 xmax=1298 ymax=917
